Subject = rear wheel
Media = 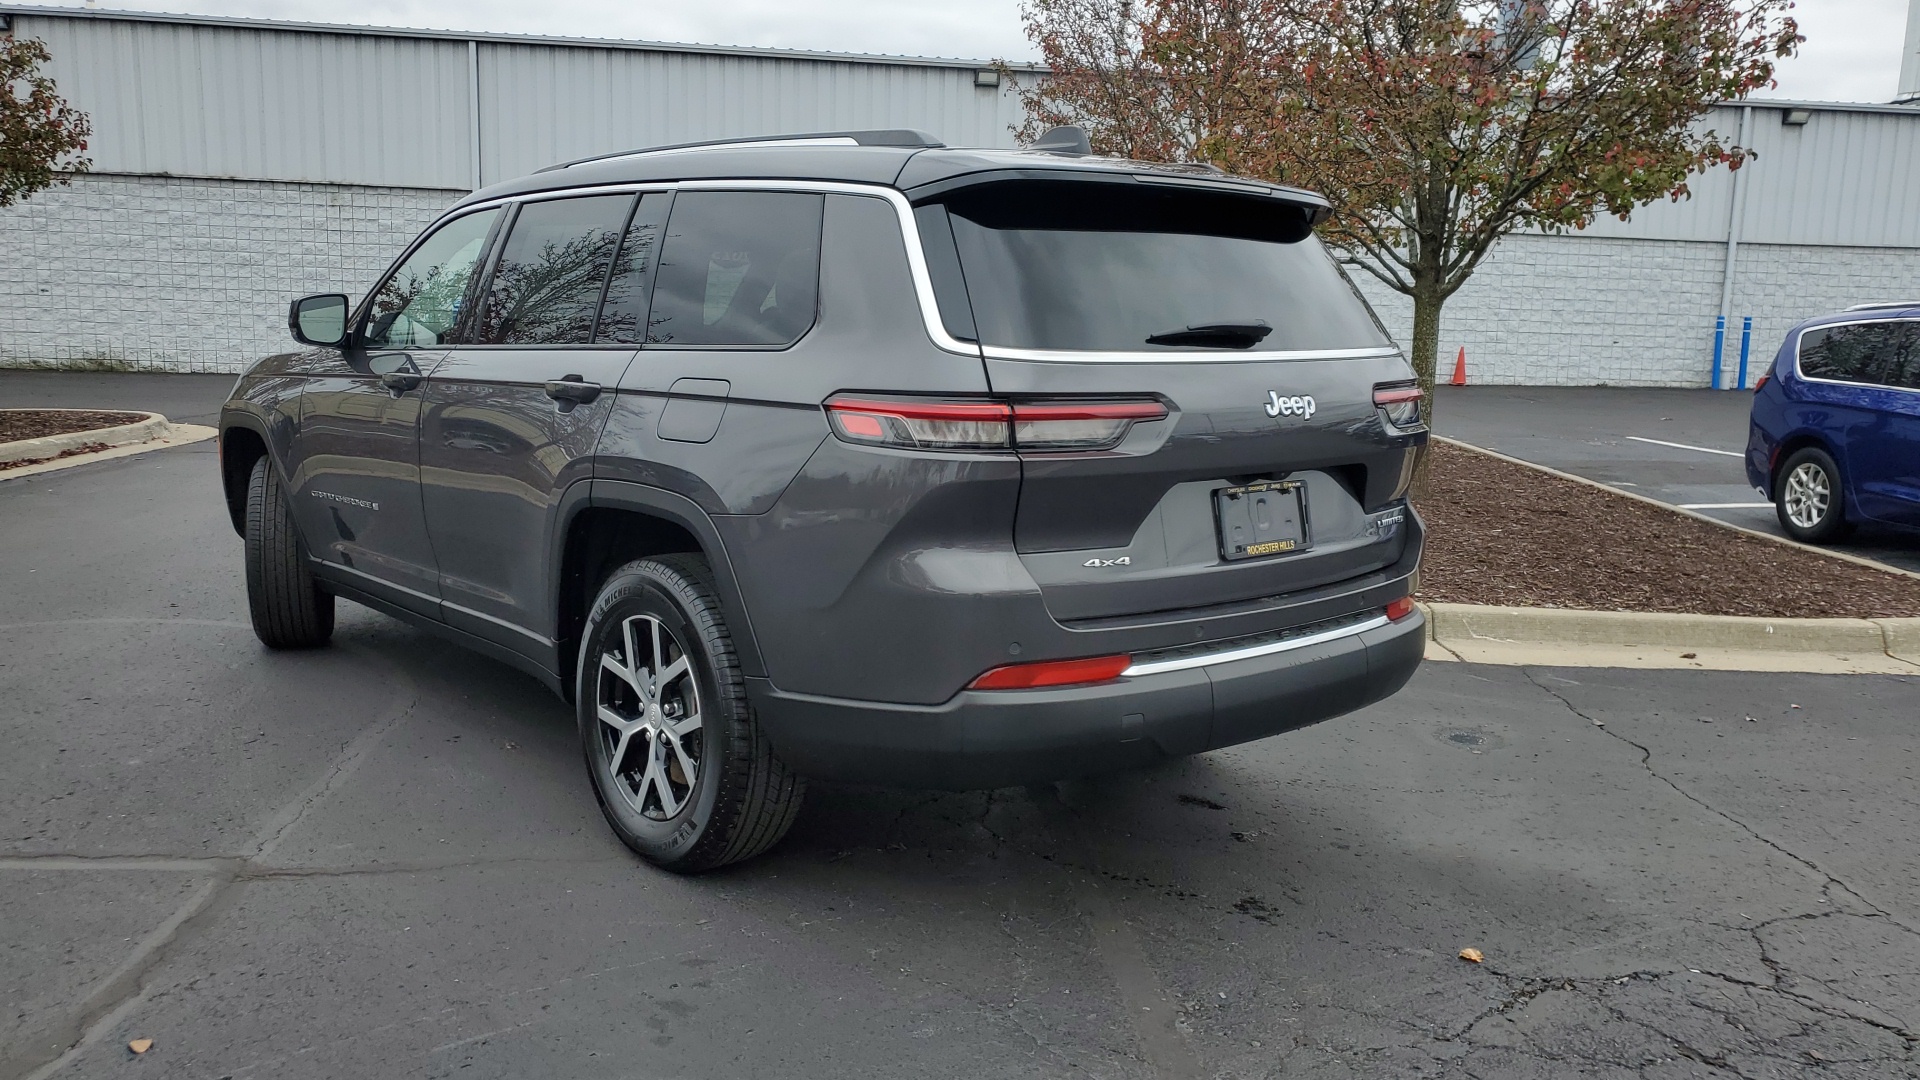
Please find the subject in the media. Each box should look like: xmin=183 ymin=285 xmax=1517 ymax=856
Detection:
xmin=576 ymin=555 xmax=804 ymax=872
xmin=1775 ymin=447 xmax=1853 ymax=544
xmin=244 ymin=457 xmax=335 ymax=648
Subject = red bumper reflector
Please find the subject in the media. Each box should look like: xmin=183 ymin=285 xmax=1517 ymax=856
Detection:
xmin=968 ymin=653 xmax=1131 ymax=691
xmin=1386 ymin=596 xmax=1417 ymax=621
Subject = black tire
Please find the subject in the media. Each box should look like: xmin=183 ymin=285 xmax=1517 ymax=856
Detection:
xmin=1774 ymin=446 xmax=1854 ymax=544
xmin=576 ymin=554 xmax=804 ymax=872
xmin=244 ymin=456 xmax=335 ymax=648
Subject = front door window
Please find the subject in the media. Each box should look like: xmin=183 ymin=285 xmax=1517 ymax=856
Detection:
xmin=363 ymin=208 xmax=500 ymax=349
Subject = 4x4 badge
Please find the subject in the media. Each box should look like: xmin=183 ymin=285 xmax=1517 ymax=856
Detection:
xmin=1084 ymin=556 xmax=1131 ymax=567
xmin=1266 ymin=391 xmax=1317 ymax=419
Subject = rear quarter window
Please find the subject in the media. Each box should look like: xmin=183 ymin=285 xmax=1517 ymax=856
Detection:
xmin=1799 ymin=320 xmax=1920 ymax=389
xmin=646 ymin=191 xmax=824 ymax=347
xmin=933 ymin=180 xmax=1392 ymax=354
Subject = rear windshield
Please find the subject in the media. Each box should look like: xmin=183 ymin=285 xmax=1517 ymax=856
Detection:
xmin=934 ymin=180 xmax=1392 ymax=354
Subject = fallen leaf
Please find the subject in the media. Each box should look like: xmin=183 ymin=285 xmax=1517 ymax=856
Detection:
xmin=128 ymin=1039 xmax=153 ymax=1054
xmin=1680 ymin=652 xmax=1696 ymax=659
xmin=1458 ymin=947 xmax=1485 ymax=963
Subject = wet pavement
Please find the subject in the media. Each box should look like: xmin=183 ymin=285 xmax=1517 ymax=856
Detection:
xmin=1 ymin=373 xmax=1916 ymax=1077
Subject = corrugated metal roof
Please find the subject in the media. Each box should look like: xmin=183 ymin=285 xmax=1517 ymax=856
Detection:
xmin=0 ymin=4 xmax=1044 ymax=71
xmin=1562 ymin=103 xmax=1920 ymax=248
xmin=7 ymin=6 xmax=1032 ymax=188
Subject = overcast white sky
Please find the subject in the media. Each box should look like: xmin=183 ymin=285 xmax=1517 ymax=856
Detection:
xmin=11 ymin=0 xmax=1915 ymax=103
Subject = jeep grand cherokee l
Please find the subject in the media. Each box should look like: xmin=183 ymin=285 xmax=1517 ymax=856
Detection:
xmin=218 ymin=128 xmax=1428 ymax=871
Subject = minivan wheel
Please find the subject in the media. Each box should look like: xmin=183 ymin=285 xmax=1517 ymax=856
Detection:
xmin=576 ymin=555 xmax=805 ymax=872
xmin=1775 ymin=447 xmax=1853 ymax=544
xmin=243 ymin=456 xmax=335 ymax=648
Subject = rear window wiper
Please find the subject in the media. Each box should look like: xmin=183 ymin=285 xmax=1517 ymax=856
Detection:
xmin=1144 ymin=322 xmax=1273 ymax=349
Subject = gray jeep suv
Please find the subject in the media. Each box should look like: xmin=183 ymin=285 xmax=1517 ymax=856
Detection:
xmin=218 ymin=128 xmax=1428 ymax=871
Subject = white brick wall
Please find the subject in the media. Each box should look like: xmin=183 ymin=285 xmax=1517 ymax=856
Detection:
xmin=4 ymin=173 xmax=1919 ymax=383
xmin=1349 ymin=232 xmax=1920 ymax=388
xmin=0 ymin=174 xmax=462 ymax=372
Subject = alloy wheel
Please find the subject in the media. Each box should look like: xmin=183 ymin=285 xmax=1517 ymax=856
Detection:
xmin=596 ymin=614 xmax=702 ymax=820
xmin=1783 ymin=462 xmax=1831 ymax=530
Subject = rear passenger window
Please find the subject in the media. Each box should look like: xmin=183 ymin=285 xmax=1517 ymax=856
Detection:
xmin=595 ymin=194 xmax=671 ymax=346
xmin=474 ymin=194 xmax=634 ymax=345
xmin=647 ymin=192 xmax=823 ymax=347
xmin=1800 ymin=321 xmax=1920 ymax=389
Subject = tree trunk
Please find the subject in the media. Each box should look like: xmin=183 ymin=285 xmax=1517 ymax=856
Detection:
xmin=1408 ymin=281 xmax=1443 ymax=401
xmin=1407 ymin=275 xmax=1445 ymax=499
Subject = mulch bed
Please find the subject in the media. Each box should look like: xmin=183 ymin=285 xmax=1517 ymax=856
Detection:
xmin=1415 ymin=440 xmax=1920 ymax=619
xmin=0 ymin=409 xmax=147 ymax=443
xmin=0 ymin=442 xmax=113 ymax=472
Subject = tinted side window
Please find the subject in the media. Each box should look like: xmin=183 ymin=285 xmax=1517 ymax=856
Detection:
xmin=647 ymin=192 xmax=824 ymax=347
xmin=595 ymin=194 xmax=672 ymax=346
xmin=1888 ymin=322 xmax=1920 ymax=390
xmin=1800 ymin=321 xmax=1920 ymax=388
xmin=473 ymin=195 xmax=634 ymax=345
xmin=364 ymin=208 xmax=500 ymax=348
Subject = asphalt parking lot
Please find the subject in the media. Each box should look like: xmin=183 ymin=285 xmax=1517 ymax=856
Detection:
xmin=1434 ymin=385 xmax=1920 ymax=574
xmin=3 ymin=373 xmax=1919 ymax=1078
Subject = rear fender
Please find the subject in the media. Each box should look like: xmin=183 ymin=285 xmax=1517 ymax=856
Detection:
xmin=558 ymin=480 xmax=768 ymax=682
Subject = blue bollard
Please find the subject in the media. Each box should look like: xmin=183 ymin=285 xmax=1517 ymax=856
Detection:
xmin=1736 ymin=316 xmax=1753 ymax=390
xmin=1711 ymin=315 xmax=1726 ymax=390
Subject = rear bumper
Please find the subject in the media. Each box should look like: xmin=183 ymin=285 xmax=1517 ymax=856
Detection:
xmin=748 ymin=608 xmax=1424 ymax=790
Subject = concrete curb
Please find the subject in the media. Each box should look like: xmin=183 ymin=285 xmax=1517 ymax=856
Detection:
xmin=1434 ymin=435 xmax=1920 ymax=583
xmin=0 ymin=421 xmax=214 ymax=482
xmin=0 ymin=409 xmax=171 ymax=465
xmin=1421 ymin=601 xmax=1920 ymax=674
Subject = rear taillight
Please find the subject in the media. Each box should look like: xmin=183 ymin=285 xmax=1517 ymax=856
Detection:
xmin=968 ymin=653 xmax=1132 ymax=690
xmin=1012 ymin=401 xmax=1169 ymax=450
xmin=1386 ymin=596 xmax=1416 ymax=621
xmin=824 ymin=397 xmax=1167 ymax=453
xmin=825 ymin=398 xmax=1012 ymax=450
xmin=1753 ymin=371 xmax=1771 ymax=392
xmin=1373 ymin=383 xmax=1425 ymax=430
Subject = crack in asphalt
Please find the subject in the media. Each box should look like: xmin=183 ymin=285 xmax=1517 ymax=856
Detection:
xmin=7 ymin=660 xmax=422 ymax=1080
xmin=1520 ymin=668 xmax=1909 ymax=931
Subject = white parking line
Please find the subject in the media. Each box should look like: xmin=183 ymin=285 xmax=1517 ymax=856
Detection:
xmin=1678 ymin=502 xmax=1774 ymax=509
xmin=1624 ymin=435 xmax=1743 ymax=457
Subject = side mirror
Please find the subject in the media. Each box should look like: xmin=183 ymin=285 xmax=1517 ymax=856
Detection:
xmin=289 ymin=294 xmax=350 ymax=348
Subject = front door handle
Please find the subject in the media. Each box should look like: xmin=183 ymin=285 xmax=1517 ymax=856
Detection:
xmin=544 ymin=377 xmax=603 ymax=406
xmin=379 ymin=369 xmax=421 ymax=394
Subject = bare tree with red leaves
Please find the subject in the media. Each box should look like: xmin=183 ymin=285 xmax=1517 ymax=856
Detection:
xmin=1008 ymin=0 xmax=1800 ymax=396
xmin=1 ymin=36 xmax=91 ymax=209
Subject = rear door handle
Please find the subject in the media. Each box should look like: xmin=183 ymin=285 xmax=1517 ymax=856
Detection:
xmin=544 ymin=377 xmax=602 ymax=406
xmin=379 ymin=370 xmax=421 ymax=394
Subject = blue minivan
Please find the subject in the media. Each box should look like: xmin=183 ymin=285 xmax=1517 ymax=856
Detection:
xmin=1747 ymin=302 xmax=1920 ymax=543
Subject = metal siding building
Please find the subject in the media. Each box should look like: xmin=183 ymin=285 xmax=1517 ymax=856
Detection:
xmin=1 ymin=5 xmax=1918 ymax=385
xmin=10 ymin=8 xmax=1029 ymax=188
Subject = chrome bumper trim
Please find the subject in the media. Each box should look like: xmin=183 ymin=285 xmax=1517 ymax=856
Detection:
xmin=1121 ymin=613 xmax=1392 ymax=677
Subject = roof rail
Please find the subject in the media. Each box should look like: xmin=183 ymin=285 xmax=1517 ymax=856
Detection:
xmin=1844 ymin=300 xmax=1920 ymax=311
xmin=540 ymin=130 xmax=945 ymax=172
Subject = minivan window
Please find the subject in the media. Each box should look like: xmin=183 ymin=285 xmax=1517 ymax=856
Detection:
xmin=363 ymin=208 xmax=500 ymax=348
xmin=473 ymin=195 xmax=634 ymax=346
xmin=1800 ymin=320 xmax=1920 ymax=389
xmin=647 ymin=192 xmax=824 ymax=347
xmin=938 ymin=181 xmax=1393 ymax=354
xmin=595 ymin=194 xmax=672 ymax=346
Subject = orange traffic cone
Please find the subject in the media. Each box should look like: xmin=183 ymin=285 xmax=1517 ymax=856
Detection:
xmin=1450 ymin=346 xmax=1467 ymax=386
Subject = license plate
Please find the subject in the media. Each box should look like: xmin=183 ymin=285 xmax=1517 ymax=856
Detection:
xmin=1216 ymin=480 xmax=1308 ymax=561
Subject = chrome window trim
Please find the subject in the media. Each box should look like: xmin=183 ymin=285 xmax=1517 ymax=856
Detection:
xmin=1120 ymin=613 xmax=1390 ymax=677
xmin=981 ymin=344 xmax=1405 ymax=365
xmin=1791 ymin=316 xmax=1920 ymax=396
xmin=439 ymin=178 xmax=1403 ymax=364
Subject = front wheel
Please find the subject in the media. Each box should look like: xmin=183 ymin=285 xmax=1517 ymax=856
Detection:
xmin=244 ymin=456 xmax=335 ymax=648
xmin=1775 ymin=447 xmax=1854 ymax=544
xmin=576 ymin=555 xmax=805 ymax=872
